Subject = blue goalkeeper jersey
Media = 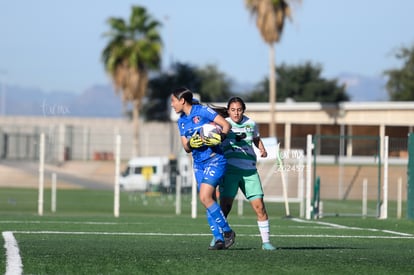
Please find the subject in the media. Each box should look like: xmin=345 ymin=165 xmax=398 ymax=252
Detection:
xmin=177 ymin=104 xmax=224 ymax=164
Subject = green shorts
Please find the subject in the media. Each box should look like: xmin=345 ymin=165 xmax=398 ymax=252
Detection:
xmin=219 ymin=167 xmax=264 ymax=201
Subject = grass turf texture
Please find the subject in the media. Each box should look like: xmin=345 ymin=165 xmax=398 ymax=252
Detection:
xmin=1 ymin=188 xmax=414 ymax=274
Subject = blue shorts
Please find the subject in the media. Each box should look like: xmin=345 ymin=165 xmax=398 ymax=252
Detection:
xmin=193 ymin=153 xmax=227 ymax=190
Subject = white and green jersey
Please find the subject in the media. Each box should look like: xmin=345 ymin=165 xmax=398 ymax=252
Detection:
xmin=222 ymin=115 xmax=259 ymax=171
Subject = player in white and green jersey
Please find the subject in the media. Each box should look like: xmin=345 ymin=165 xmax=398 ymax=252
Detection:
xmin=219 ymin=96 xmax=276 ymax=251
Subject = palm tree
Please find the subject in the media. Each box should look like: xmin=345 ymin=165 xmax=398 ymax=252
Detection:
xmin=102 ymin=6 xmax=162 ymax=156
xmin=245 ymin=0 xmax=293 ymax=137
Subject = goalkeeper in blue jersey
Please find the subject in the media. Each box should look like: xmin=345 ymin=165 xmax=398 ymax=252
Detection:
xmin=219 ymin=96 xmax=276 ymax=251
xmin=170 ymin=87 xmax=236 ymax=250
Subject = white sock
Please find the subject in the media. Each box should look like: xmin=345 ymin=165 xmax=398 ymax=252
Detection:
xmin=257 ymin=220 xmax=270 ymax=243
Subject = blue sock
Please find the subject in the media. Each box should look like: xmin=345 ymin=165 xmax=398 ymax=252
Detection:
xmin=207 ymin=202 xmax=232 ymax=233
xmin=206 ymin=210 xmax=223 ymax=241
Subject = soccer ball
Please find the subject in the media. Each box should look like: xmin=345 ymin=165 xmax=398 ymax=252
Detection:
xmin=200 ymin=122 xmax=222 ymax=140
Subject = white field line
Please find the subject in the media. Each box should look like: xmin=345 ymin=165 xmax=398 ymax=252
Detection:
xmin=5 ymin=230 xmax=414 ymax=239
xmin=3 ymin=220 xmax=414 ymax=275
xmin=2 ymin=227 xmax=414 ymax=273
xmin=291 ymin=218 xmax=413 ymax=237
xmin=0 ymin=220 xmax=330 ymax=230
xmin=0 ymin=221 xmax=125 ymax=225
xmin=0 ymin=221 xmax=255 ymax=227
xmin=2 ymin=231 xmax=23 ymax=275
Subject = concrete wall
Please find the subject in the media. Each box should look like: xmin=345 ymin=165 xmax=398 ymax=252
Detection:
xmin=0 ymin=116 xmax=181 ymax=162
xmin=0 ymin=101 xmax=412 ymax=162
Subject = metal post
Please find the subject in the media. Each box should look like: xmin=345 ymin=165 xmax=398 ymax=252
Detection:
xmin=380 ymin=136 xmax=389 ymax=219
xmin=362 ymin=178 xmax=368 ymax=218
xmin=306 ymin=135 xmax=313 ymax=220
xmin=38 ymin=133 xmax=45 ymax=216
xmin=175 ymin=175 xmax=182 ymax=215
xmin=312 ymin=176 xmax=321 ymax=219
xmin=51 ymin=173 xmax=57 ymax=213
xmin=397 ymin=177 xmax=402 ymax=219
xmin=407 ymin=133 xmax=414 ymax=220
xmin=191 ymin=172 xmax=197 ymax=219
xmin=114 ymin=134 xmax=121 ymax=217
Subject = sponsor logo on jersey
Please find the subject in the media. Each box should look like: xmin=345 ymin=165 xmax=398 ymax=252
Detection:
xmin=192 ymin=115 xmax=201 ymax=124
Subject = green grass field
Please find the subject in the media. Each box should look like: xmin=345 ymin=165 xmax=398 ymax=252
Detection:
xmin=1 ymin=188 xmax=414 ymax=274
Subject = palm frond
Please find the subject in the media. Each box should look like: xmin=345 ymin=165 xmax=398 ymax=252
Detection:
xmin=101 ymin=5 xmax=162 ymax=102
xmin=245 ymin=0 xmax=293 ymax=44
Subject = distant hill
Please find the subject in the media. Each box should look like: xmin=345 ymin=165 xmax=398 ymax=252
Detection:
xmin=233 ymin=73 xmax=389 ymax=102
xmin=2 ymin=84 xmax=123 ymax=117
xmin=0 ymin=74 xmax=389 ymax=117
xmin=68 ymin=85 xmax=124 ymax=117
xmin=338 ymin=73 xmax=389 ymax=102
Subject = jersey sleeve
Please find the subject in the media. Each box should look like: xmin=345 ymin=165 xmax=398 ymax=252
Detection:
xmin=177 ymin=118 xmax=186 ymax=136
xmin=253 ymin=121 xmax=260 ymax=138
xmin=202 ymin=106 xmax=219 ymax=122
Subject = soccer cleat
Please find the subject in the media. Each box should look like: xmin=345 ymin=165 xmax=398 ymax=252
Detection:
xmin=262 ymin=242 xmax=276 ymax=251
xmin=223 ymin=230 xmax=236 ymax=249
xmin=208 ymin=240 xmax=225 ymax=250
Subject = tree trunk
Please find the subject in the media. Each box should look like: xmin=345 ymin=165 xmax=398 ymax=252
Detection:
xmin=132 ymin=99 xmax=140 ymax=157
xmin=268 ymin=44 xmax=277 ymax=138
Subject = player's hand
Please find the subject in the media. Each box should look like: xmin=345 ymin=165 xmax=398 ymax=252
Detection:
xmin=188 ymin=134 xmax=203 ymax=149
xmin=204 ymin=133 xmax=222 ymax=147
xmin=235 ymin=133 xmax=247 ymax=142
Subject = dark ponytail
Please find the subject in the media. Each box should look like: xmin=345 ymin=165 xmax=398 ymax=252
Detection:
xmin=172 ymin=87 xmax=228 ymax=116
xmin=207 ymin=104 xmax=228 ymax=118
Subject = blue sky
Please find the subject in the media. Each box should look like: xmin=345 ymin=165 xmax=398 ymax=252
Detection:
xmin=0 ymin=0 xmax=413 ymax=93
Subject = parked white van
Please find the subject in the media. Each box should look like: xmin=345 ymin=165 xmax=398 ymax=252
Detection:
xmin=119 ymin=155 xmax=193 ymax=192
xmin=119 ymin=156 xmax=170 ymax=192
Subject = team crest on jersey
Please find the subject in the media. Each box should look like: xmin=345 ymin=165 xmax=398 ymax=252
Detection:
xmin=192 ymin=116 xmax=201 ymax=124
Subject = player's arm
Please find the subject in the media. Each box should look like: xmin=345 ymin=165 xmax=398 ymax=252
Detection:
xmin=181 ymin=136 xmax=192 ymax=153
xmin=213 ymin=115 xmax=231 ymax=138
xmin=203 ymin=115 xmax=230 ymax=147
xmin=253 ymin=137 xmax=267 ymax=158
xmin=182 ymin=134 xmax=203 ymax=153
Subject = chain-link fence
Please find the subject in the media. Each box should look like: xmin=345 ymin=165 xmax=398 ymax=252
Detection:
xmin=309 ymin=135 xmax=408 ymax=218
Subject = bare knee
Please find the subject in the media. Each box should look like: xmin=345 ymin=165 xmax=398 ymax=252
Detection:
xmin=199 ymin=193 xmax=214 ymax=208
